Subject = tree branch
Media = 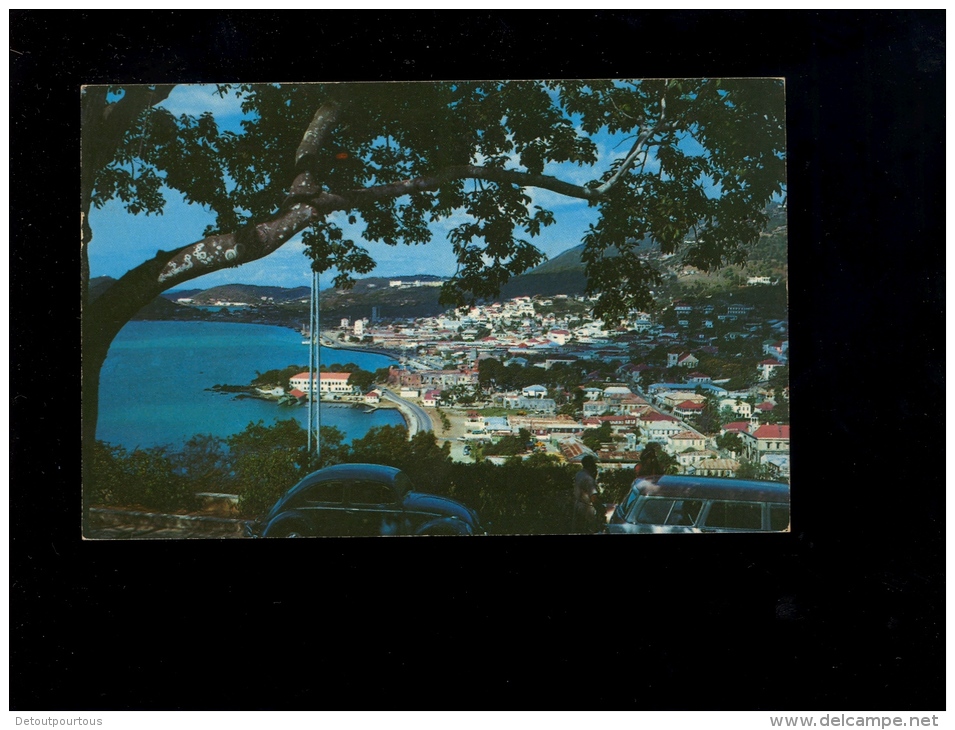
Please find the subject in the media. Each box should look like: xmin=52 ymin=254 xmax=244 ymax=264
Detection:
xmin=96 ymin=157 xmax=622 ymax=338
xmin=155 ymin=203 xmax=318 ymax=288
xmin=294 ymin=99 xmax=343 ymax=171
xmin=158 ymin=158 xmax=607 ymax=288
xmin=595 ymin=91 xmax=668 ymax=196
xmin=287 ymin=164 xmax=604 ymax=211
xmin=82 ymin=84 xmax=175 ymax=180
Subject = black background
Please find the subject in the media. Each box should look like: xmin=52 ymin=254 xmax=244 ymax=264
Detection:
xmin=11 ymin=11 xmax=945 ymax=709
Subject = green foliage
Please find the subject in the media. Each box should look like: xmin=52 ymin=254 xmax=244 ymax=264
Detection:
xmin=252 ymin=365 xmax=308 ymax=388
xmin=443 ymin=383 xmax=479 ymax=405
xmin=345 ymin=368 xmax=375 ymax=393
xmin=434 ymin=407 xmax=452 ymax=433
xmin=91 ymin=421 xmax=628 ymax=533
xmin=716 ymin=432 xmax=744 ymax=454
xmin=639 ymin=442 xmax=678 ymax=476
xmin=478 ymin=357 xmax=587 ymax=392
xmin=735 ymin=459 xmax=776 ymax=482
xmin=757 ymin=396 xmax=789 ymax=425
xmin=89 ymin=441 xmax=197 ymax=513
xmin=768 ymin=364 xmax=790 ymax=394
xmin=228 ymin=419 xmax=309 ymax=517
xmin=430 ymin=460 xmax=579 ymax=535
xmin=373 ymin=366 xmax=394 ymax=383
xmin=598 ymin=468 xmax=638 ymax=507
xmin=90 ymin=79 xmax=785 ymax=320
xmin=173 ymin=433 xmax=230 ymax=493
xmin=347 ymin=426 xmax=452 ymax=492
xmin=484 ymin=432 xmax=528 ymax=457
xmin=582 ymin=422 xmax=613 ymax=451
xmin=694 ymin=395 xmax=723 ymax=435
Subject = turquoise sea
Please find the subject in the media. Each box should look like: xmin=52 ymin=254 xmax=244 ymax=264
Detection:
xmin=97 ymin=320 xmax=403 ymax=450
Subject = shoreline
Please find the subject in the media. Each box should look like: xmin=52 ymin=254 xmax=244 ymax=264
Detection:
xmin=135 ymin=311 xmax=405 ymax=359
xmin=211 ymin=385 xmax=425 ymax=438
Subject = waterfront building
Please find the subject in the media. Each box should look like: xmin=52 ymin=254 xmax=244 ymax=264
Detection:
xmin=289 ymin=371 xmax=354 ymax=395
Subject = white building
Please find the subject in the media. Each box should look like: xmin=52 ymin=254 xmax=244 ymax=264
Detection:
xmin=757 ymin=359 xmax=784 ymax=381
xmin=289 ymin=371 xmax=354 ymax=395
xmin=547 ymin=329 xmax=571 ymax=346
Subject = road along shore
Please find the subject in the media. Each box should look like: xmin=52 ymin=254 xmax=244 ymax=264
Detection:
xmin=379 ymin=392 xmax=433 ymax=438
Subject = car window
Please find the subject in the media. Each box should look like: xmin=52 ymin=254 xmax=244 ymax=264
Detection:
xmin=302 ymin=481 xmax=344 ymax=504
xmin=634 ymin=498 xmax=676 ymax=525
xmin=665 ymin=499 xmax=703 ymax=526
xmin=633 ymin=498 xmax=704 ymax=526
xmin=703 ymin=501 xmax=763 ymax=530
xmin=769 ymin=504 xmax=790 ymax=531
xmin=349 ymin=481 xmax=395 ymax=505
xmin=619 ymin=490 xmax=640 ymax=519
xmin=393 ymin=472 xmax=414 ymax=497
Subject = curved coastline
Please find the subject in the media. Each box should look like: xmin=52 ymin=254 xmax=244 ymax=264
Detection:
xmin=317 ymin=335 xmax=401 ymax=360
xmin=378 ymin=390 xmax=432 ymax=438
xmin=99 ymin=320 xmax=405 ymax=450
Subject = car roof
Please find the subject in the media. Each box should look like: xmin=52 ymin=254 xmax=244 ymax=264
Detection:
xmin=632 ymin=475 xmax=790 ymax=503
xmin=309 ymin=463 xmax=403 ymax=480
xmin=285 ymin=463 xmax=404 ymax=497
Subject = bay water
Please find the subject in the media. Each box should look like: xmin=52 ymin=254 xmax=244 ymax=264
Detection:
xmin=97 ymin=320 xmax=403 ymax=450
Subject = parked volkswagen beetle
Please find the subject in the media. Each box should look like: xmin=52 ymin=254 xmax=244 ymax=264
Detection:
xmin=245 ymin=463 xmax=484 ymax=538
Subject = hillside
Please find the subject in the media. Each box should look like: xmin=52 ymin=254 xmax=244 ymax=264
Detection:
xmin=89 ymin=277 xmax=191 ymax=319
xmin=316 ymin=275 xmax=447 ymax=320
xmin=91 ymin=203 xmax=787 ymax=322
xmin=177 ymin=284 xmax=310 ymax=305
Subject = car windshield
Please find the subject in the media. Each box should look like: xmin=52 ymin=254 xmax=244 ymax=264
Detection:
xmin=393 ymin=472 xmax=414 ymax=498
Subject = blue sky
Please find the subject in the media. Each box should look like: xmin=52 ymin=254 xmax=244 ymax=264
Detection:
xmin=86 ymin=83 xmax=677 ymax=292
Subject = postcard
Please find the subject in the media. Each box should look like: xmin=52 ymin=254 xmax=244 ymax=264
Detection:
xmin=81 ymin=79 xmax=789 ymax=539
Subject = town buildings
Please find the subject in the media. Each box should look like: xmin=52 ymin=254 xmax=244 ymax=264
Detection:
xmin=339 ymin=286 xmax=788 ymax=481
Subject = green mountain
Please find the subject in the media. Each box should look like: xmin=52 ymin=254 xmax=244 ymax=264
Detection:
xmin=89 ymin=276 xmax=188 ymax=319
xmin=91 ymin=203 xmax=786 ymax=323
xmin=177 ymin=284 xmax=311 ymax=305
xmin=500 ymin=245 xmax=588 ymax=298
xmin=316 ymin=275 xmax=447 ymax=320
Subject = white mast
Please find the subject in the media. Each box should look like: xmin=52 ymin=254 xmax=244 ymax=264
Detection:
xmin=312 ymin=270 xmax=321 ymax=456
xmin=307 ymin=269 xmax=315 ymax=455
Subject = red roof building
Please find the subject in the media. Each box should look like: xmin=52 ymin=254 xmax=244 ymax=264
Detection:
xmin=752 ymin=424 xmax=790 ymax=440
xmin=722 ymin=421 xmax=752 ymax=434
xmin=741 ymin=423 xmax=790 ymax=463
xmin=641 ymin=410 xmax=678 ymax=423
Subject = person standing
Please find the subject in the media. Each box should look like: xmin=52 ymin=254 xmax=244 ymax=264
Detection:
xmin=572 ymin=454 xmax=600 ymax=533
